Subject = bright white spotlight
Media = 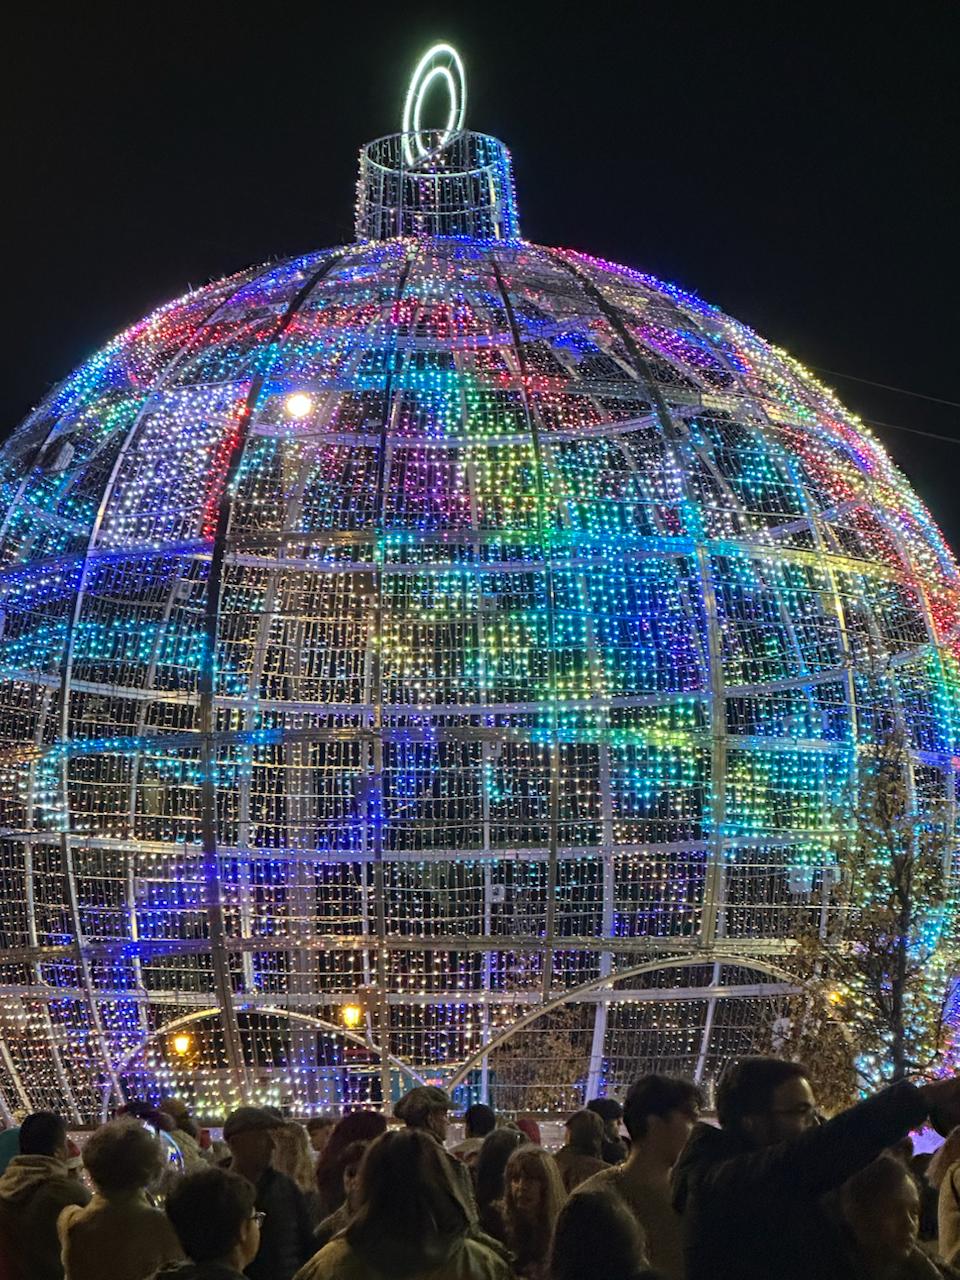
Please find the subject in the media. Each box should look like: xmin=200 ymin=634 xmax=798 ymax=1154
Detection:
xmin=285 ymin=392 xmax=313 ymax=419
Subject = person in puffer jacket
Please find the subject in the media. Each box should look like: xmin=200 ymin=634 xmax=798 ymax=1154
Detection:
xmin=157 ymin=1167 xmax=263 ymax=1280
xmin=0 ymin=1112 xmax=89 ymax=1280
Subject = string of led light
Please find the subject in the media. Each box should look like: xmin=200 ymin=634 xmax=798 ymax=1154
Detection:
xmin=0 ymin=45 xmax=956 ymax=1119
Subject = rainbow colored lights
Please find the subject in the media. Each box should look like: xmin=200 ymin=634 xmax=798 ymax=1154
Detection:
xmin=0 ymin=52 xmax=957 ymax=1121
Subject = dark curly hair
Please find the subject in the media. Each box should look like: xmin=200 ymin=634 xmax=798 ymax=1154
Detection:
xmin=166 ymin=1168 xmax=255 ymax=1262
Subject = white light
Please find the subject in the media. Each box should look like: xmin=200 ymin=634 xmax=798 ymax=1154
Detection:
xmin=285 ymin=392 xmax=313 ymax=419
xmin=401 ymin=43 xmax=466 ymax=168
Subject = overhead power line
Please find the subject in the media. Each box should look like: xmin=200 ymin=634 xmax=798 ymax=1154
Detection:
xmin=862 ymin=417 xmax=960 ymax=447
xmin=811 ymin=366 xmax=960 ymax=411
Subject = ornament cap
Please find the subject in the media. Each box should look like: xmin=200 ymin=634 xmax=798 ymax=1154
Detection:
xmin=355 ymin=42 xmax=520 ymax=242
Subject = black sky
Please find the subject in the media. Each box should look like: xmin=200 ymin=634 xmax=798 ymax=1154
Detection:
xmin=4 ymin=3 xmax=959 ymax=540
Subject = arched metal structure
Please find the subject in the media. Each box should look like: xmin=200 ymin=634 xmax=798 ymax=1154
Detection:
xmin=106 ymin=1006 xmax=426 ymax=1122
xmin=446 ymin=953 xmax=810 ymax=1110
xmin=0 ymin=47 xmax=958 ymax=1119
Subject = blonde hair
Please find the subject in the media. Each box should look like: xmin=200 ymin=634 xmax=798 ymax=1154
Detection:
xmin=270 ymin=1122 xmax=316 ymax=1196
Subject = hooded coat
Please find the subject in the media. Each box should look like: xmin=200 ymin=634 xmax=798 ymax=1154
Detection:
xmin=292 ymin=1234 xmax=512 ymax=1280
xmin=58 ymin=1189 xmax=183 ymax=1280
xmin=156 ymin=1264 xmax=248 ymax=1280
xmin=0 ymin=1155 xmax=90 ymax=1280
xmin=671 ymin=1080 xmax=929 ymax=1280
xmin=552 ymin=1145 xmax=607 ymax=1193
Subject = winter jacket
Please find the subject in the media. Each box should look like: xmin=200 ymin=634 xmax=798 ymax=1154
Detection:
xmin=155 ymin=1264 xmax=248 ymax=1280
xmin=672 ymin=1080 xmax=929 ymax=1280
xmin=0 ymin=1154 xmax=89 ymax=1280
xmin=312 ymin=1202 xmax=351 ymax=1251
xmin=293 ymin=1234 xmax=514 ymax=1280
xmin=58 ymin=1188 xmax=182 ymax=1280
xmin=450 ymin=1137 xmax=485 ymax=1163
xmin=940 ymin=1159 xmax=960 ymax=1265
xmin=245 ymin=1167 xmax=315 ymax=1280
xmin=553 ymin=1145 xmax=608 ymax=1193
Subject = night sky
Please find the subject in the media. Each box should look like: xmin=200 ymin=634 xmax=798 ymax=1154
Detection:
xmin=5 ymin=4 xmax=958 ymax=540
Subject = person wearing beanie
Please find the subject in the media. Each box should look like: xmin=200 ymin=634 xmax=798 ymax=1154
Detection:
xmin=515 ymin=1118 xmax=541 ymax=1147
xmin=586 ymin=1098 xmax=628 ymax=1165
xmin=451 ymin=1105 xmax=497 ymax=1166
xmin=554 ymin=1111 xmax=607 ymax=1193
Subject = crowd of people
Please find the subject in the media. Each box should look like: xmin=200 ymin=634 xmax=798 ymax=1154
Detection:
xmin=2 ymin=1058 xmax=960 ymax=1279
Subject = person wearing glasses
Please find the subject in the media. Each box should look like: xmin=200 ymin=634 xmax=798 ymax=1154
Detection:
xmin=160 ymin=1167 xmax=264 ymax=1280
xmin=222 ymin=1107 xmax=315 ymax=1280
xmin=673 ymin=1056 xmax=960 ymax=1280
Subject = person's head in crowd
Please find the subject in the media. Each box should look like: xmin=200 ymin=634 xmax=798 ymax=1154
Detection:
xmin=19 ymin=1111 xmax=68 ymax=1160
xmin=623 ymin=1074 xmax=702 ymax=1166
xmin=315 ymin=1111 xmax=388 ymax=1212
xmin=515 ymin=1115 xmax=541 ymax=1146
xmin=715 ymin=1057 xmax=815 ymax=1147
xmin=222 ymin=1106 xmax=282 ymax=1182
xmin=840 ymin=1153 xmax=922 ymax=1266
xmin=119 ymin=1099 xmax=175 ymax=1134
xmin=345 ymin=1129 xmax=473 ymax=1274
xmin=271 ymin=1121 xmax=316 ymax=1196
xmin=463 ymin=1103 xmax=496 ymax=1141
xmin=159 ymin=1096 xmax=198 ymax=1139
xmin=550 ymin=1187 xmax=653 ymax=1280
xmin=393 ymin=1086 xmax=452 ymax=1144
xmin=502 ymin=1144 xmax=567 ymax=1271
xmin=81 ymin=1118 xmax=165 ymax=1197
xmin=586 ymin=1096 xmax=628 ymax=1164
xmin=306 ymin=1115 xmax=336 ymax=1157
xmin=587 ymin=1097 xmax=623 ymax=1137
xmin=475 ymin=1127 xmax=528 ymax=1213
xmin=165 ymin=1167 xmax=262 ymax=1272
xmin=564 ymin=1109 xmax=604 ymax=1158
xmin=338 ymin=1140 xmax=370 ymax=1215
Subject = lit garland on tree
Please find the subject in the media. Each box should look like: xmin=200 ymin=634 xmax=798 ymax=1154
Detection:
xmin=828 ymin=716 xmax=956 ymax=1089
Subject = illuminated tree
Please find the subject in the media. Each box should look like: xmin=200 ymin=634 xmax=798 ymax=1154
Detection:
xmin=833 ymin=719 xmax=956 ymax=1085
xmin=766 ymin=716 xmax=957 ymax=1097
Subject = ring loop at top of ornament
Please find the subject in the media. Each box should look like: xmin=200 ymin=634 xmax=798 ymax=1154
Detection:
xmin=401 ymin=43 xmax=467 ymax=168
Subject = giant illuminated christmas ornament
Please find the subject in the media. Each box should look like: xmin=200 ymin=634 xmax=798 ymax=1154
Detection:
xmin=0 ymin=46 xmax=957 ymax=1122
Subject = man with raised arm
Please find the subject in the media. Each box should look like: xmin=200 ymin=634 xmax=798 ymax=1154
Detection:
xmin=672 ymin=1056 xmax=960 ymax=1280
